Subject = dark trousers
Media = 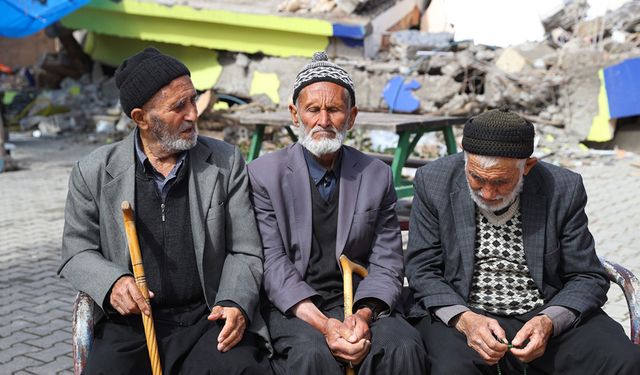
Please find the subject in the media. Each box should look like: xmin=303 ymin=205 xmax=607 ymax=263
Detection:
xmin=266 ymin=305 xmax=429 ymax=375
xmin=84 ymin=304 xmax=272 ymax=375
xmin=414 ymin=308 xmax=640 ymax=375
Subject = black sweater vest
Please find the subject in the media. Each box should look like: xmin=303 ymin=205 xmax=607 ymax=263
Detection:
xmin=305 ymin=176 xmax=343 ymax=311
xmin=134 ymin=158 xmax=204 ymax=309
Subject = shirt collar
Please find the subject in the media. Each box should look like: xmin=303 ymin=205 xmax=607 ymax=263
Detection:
xmin=302 ymin=146 xmax=342 ymax=184
xmin=134 ymin=127 xmax=187 ymax=176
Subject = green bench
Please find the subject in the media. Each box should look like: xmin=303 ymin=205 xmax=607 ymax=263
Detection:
xmin=226 ymin=110 xmax=466 ymax=198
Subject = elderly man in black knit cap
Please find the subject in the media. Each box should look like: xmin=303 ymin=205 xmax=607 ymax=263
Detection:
xmin=59 ymin=47 xmax=272 ymax=374
xmin=406 ymin=108 xmax=640 ymax=374
xmin=247 ymin=52 xmax=428 ymax=374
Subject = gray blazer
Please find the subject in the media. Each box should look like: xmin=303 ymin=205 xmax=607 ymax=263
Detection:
xmin=247 ymin=143 xmax=404 ymax=314
xmin=405 ymin=153 xmax=609 ymax=322
xmin=58 ymin=131 xmax=269 ymax=343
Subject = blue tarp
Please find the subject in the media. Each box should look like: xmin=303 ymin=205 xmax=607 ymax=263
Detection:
xmin=604 ymin=57 xmax=640 ymax=119
xmin=0 ymin=0 xmax=89 ymax=38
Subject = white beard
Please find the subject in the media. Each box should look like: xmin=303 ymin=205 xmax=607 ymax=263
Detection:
xmin=294 ymin=116 xmax=348 ymax=157
xmin=468 ymin=173 xmax=524 ymax=212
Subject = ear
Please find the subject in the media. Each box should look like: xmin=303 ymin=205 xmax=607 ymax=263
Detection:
xmin=347 ymin=105 xmax=358 ymax=131
xmin=289 ymin=103 xmax=300 ymax=127
xmin=523 ymin=157 xmax=538 ymax=175
xmin=131 ymin=108 xmax=148 ymax=130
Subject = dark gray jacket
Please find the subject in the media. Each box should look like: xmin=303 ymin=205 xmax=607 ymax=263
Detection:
xmin=59 ymin=131 xmax=269 ymax=345
xmin=406 ymin=153 xmax=609 ymax=322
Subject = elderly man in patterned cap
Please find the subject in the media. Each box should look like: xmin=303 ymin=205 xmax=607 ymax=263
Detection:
xmin=247 ymin=52 xmax=428 ymax=374
xmin=59 ymin=47 xmax=272 ymax=374
xmin=406 ymin=108 xmax=640 ymax=374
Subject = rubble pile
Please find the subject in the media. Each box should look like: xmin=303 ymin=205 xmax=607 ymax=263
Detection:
xmin=1 ymin=68 xmax=127 ymax=138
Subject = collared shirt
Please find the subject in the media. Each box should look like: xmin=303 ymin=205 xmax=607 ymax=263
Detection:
xmin=302 ymin=147 xmax=342 ymax=201
xmin=134 ymin=129 xmax=187 ymax=202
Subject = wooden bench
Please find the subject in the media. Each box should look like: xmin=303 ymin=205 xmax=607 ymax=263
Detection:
xmin=71 ymin=256 xmax=640 ymax=373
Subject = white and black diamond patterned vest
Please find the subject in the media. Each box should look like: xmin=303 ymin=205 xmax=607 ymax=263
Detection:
xmin=467 ymin=201 xmax=544 ymax=315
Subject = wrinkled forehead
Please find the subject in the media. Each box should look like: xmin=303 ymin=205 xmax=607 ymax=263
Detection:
xmin=147 ymin=75 xmax=196 ymax=107
xmin=298 ymin=82 xmax=348 ymax=103
xmin=465 ymin=154 xmax=522 ymax=178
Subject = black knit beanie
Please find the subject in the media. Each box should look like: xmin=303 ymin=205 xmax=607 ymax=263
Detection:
xmin=115 ymin=47 xmax=191 ymax=118
xmin=292 ymin=51 xmax=355 ymax=106
xmin=462 ymin=108 xmax=535 ymax=158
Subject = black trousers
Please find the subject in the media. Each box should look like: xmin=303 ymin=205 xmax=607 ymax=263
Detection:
xmin=414 ymin=308 xmax=640 ymax=375
xmin=265 ymin=305 xmax=429 ymax=375
xmin=84 ymin=304 xmax=272 ymax=375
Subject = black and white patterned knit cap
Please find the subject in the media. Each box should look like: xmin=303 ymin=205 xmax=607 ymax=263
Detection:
xmin=292 ymin=51 xmax=356 ymax=106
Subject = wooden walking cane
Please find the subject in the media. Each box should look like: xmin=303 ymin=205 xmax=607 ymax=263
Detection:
xmin=121 ymin=201 xmax=163 ymax=375
xmin=340 ymin=255 xmax=369 ymax=375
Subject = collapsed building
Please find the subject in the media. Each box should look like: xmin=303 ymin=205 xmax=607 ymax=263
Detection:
xmin=1 ymin=0 xmax=640 ymax=171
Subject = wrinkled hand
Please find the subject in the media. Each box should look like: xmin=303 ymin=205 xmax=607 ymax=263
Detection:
xmin=454 ymin=311 xmax=508 ymax=365
xmin=109 ymin=276 xmax=153 ymax=316
xmin=323 ymin=318 xmax=371 ymax=365
xmin=510 ymin=315 xmax=553 ymax=363
xmin=342 ymin=309 xmax=372 ymax=343
xmin=208 ymin=306 xmax=246 ymax=352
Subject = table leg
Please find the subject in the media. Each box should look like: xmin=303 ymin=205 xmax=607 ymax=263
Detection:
xmin=391 ymin=132 xmax=412 ymax=188
xmin=248 ymin=125 xmax=265 ymax=161
xmin=284 ymin=126 xmax=298 ymax=142
xmin=443 ymin=126 xmax=457 ymax=155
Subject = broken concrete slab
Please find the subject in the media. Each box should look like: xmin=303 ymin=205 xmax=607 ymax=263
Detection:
xmin=541 ymin=0 xmax=589 ymax=33
xmin=414 ymin=74 xmax=461 ymax=105
xmin=495 ymin=48 xmax=529 ymax=74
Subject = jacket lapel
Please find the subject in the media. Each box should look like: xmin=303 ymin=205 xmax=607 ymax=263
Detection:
xmin=188 ymin=138 xmax=219 ymax=283
xmin=103 ymin=130 xmax=137 ymax=265
xmin=286 ymin=143 xmax=313 ymax=276
xmin=450 ymin=169 xmax=477 ymax=298
xmin=336 ymin=147 xmax=362 ymax=259
xmin=520 ymin=169 xmax=547 ymax=291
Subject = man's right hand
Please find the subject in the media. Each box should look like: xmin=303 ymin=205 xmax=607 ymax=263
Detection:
xmin=109 ymin=276 xmax=152 ymax=316
xmin=323 ymin=318 xmax=371 ymax=365
xmin=454 ymin=311 xmax=508 ymax=365
xmin=292 ymin=299 xmax=371 ymax=365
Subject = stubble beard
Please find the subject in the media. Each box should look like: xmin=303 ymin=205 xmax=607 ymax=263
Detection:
xmin=150 ymin=115 xmax=198 ymax=155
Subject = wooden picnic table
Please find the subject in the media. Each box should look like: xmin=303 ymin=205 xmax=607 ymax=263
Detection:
xmin=228 ymin=110 xmax=466 ymax=198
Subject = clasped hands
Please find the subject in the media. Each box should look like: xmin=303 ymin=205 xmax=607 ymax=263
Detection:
xmin=322 ymin=308 xmax=373 ymax=366
xmin=109 ymin=276 xmax=246 ymax=353
xmin=454 ymin=311 xmax=554 ymax=365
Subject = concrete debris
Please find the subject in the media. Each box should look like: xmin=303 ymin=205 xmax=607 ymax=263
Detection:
xmin=606 ymin=1 xmax=640 ymax=33
xmin=389 ymin=31 xmax=454 ymax=60
xmin=541 ymin=0 xmax=589 ymax=33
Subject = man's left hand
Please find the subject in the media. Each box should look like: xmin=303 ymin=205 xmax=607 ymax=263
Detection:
xmin=208 ymin=306 xmax=246 ymax=352
xmin=510 ymin=315 xmax=554 ymax=363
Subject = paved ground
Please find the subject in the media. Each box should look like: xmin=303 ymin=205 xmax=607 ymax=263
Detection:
xmin=0 ymin=133 xmax=638 ymax=374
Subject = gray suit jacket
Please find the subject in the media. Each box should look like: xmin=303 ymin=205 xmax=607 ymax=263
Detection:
xmin=406 ymin=153 xmax=609 ymax=322
xmin=58 ymin=131 xmax=269 ymax=343
xmin=247 ymin=143 xmax=404 ymax=314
